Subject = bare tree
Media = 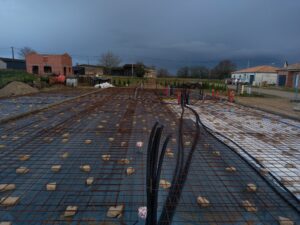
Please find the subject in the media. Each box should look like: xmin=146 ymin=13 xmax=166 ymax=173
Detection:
xmin=99 ymin=51 xmax=121 ymax=74
xmin=18 ymin=47 xmax=36 ymax=59
xmin=212 ymin=59 xmax=236 ymax=79
xmin=157 ymin=68 xmax=170 ymax=77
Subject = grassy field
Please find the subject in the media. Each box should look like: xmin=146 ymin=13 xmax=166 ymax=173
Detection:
xmin=0 ymin=69 xmax=37 ymax=88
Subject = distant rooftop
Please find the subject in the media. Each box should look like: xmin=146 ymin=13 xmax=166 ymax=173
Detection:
xmin=284 ymin=62 xmax=300 ymax=71
xmin=0 ymin=57 xmax=25 ymax=63
xmin=233 ymin=65 xmax=279 ymax=74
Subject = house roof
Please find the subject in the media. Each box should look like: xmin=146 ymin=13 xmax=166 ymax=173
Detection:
xmin=0 ymin=57 xmax=25 ymax=63
xmin=233 ymin=65 xmax=279 ymax=74
xmin=76 ymin=64 xmax=104 ymax=68
xmin=286 ymin=63 xmax=300 ymax=71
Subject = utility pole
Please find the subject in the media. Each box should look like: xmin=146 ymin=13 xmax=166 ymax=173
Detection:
xmin=11 ymin=46 xmax=15 ymax=60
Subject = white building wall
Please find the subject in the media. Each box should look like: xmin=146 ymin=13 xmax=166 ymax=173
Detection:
xmin=253 ymin=73 xmax=277 ymax=86
xmin=232 ymin=72 xmax=277 ymax=85
xmin=231 ymin=73 xmax=252 ymax=83
xmin=0 ymin=60 xmax=7 ymax=69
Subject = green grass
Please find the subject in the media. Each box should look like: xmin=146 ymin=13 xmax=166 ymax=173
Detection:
xmin=0 ymin=69 xmax=37 ymax=88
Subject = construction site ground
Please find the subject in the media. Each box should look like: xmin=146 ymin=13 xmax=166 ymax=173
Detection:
xmin=235 ymin=96 xmax=300 ymax=119
xmin=0 ymin=87 xmax=299 ymax=224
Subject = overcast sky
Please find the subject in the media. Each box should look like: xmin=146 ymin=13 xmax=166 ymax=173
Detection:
xmin=1 ymin=0 xmax=300 ymax=72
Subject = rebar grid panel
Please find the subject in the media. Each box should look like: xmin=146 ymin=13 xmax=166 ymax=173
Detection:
xmin=168 ymin=100 xmax=300 ymax=204
xmin=186 ymin=99 xmax=300 ymax=202
xmin=0 ymin=88 xmax=94 ymax=120
xmin=163 ymin=102 xmax=300 ymax=224
xmin=0 ymin=88 xmax=299 ymax=224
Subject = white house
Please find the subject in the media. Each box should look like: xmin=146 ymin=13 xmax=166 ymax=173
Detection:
xmin=231 ymin=65 xmax=279 ymax=86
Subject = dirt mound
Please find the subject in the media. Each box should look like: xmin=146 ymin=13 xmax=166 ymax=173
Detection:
xmin=0 ymin=81 xmax=39 ymax=97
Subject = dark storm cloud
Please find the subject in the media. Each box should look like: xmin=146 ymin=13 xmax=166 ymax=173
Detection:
xmin=1 ymin=0 xmax=300 ymax=72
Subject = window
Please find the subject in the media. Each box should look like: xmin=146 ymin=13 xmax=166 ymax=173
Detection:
xmin=32 ymin=66 xmax=39 ymax=74
xmin=44 ymin=66 xmax=52 ymax=73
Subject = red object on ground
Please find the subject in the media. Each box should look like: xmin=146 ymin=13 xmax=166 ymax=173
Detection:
xmin=229 ymin=90 xmax=235 ymax=102
xmin=212 ymin=89 xmax=215 ymax=97
xmin=57 ymin=74 xmax=65 ymax=83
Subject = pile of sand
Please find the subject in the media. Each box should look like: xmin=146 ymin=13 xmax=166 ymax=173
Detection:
xmin=0 ymin=81 xmax=39 ymax=97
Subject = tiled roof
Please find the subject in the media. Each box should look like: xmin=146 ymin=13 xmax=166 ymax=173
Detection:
xmin=233 ymin=65 xmax=279 ymax=74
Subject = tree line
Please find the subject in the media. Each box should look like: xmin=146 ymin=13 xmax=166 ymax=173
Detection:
xmin=157 ymin=60 xmax=236 ymax=80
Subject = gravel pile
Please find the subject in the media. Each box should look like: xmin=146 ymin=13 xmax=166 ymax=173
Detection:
xmin=0 ymin=81 xmax=38 ymax=97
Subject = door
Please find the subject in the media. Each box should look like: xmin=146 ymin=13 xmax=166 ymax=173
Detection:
xmin=278 ymin=75 xmax=286 ymax=86
xmin=63 ymin=67 xmax=67 ymax=76
xmin=249 ymin=75 xmax=255 ymax=85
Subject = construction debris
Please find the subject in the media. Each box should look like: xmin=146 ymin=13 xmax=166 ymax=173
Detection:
xmin=106 ymin=205 xmax=124 ymax=218
xmin=197 ymin=196 xmax=210 ymax=207
xmin=51 ymin=165 xmax=61 ymax=172
xmin=247 ymin=183 xmax=257 ymax=192
xmin=94 ymin=82 xmax=114 ymax=89
xmin=242 ymin=200 xmax=257 ymax=212
xmin=126 ymin=167 xmax=135 ymax=175
xmin=102 ymin=154 xmax=111 ymax=161
xmin=0 ymin=184 xmax=16 ymax=192
xmin=64 ymin=206 xmax=78 ymax=217
xmin=16 ymin=167 xmax=29 ymax=174
xmin=159 ymin=179 xmax=171 ymax=189
xmin=278 ymin=216 xmax=294 ymax=225
xmin=19 ymin=154 xmax=30 ymax=161
xmin=80 ymin=165 xmax=91 ymax=172
xmin=46 ymin=182 xmax=57 ymax=191
xmin=86 ymin=177 xmax=94 ymax=185
xmin=0 ymin=197 xmax=20 ymax=207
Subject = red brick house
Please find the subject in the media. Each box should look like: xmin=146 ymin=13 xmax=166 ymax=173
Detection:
xmin=26 ymin=53 xmax=73 ymax=76
xmin=277 ymin=62 xmax=300 ymax=88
